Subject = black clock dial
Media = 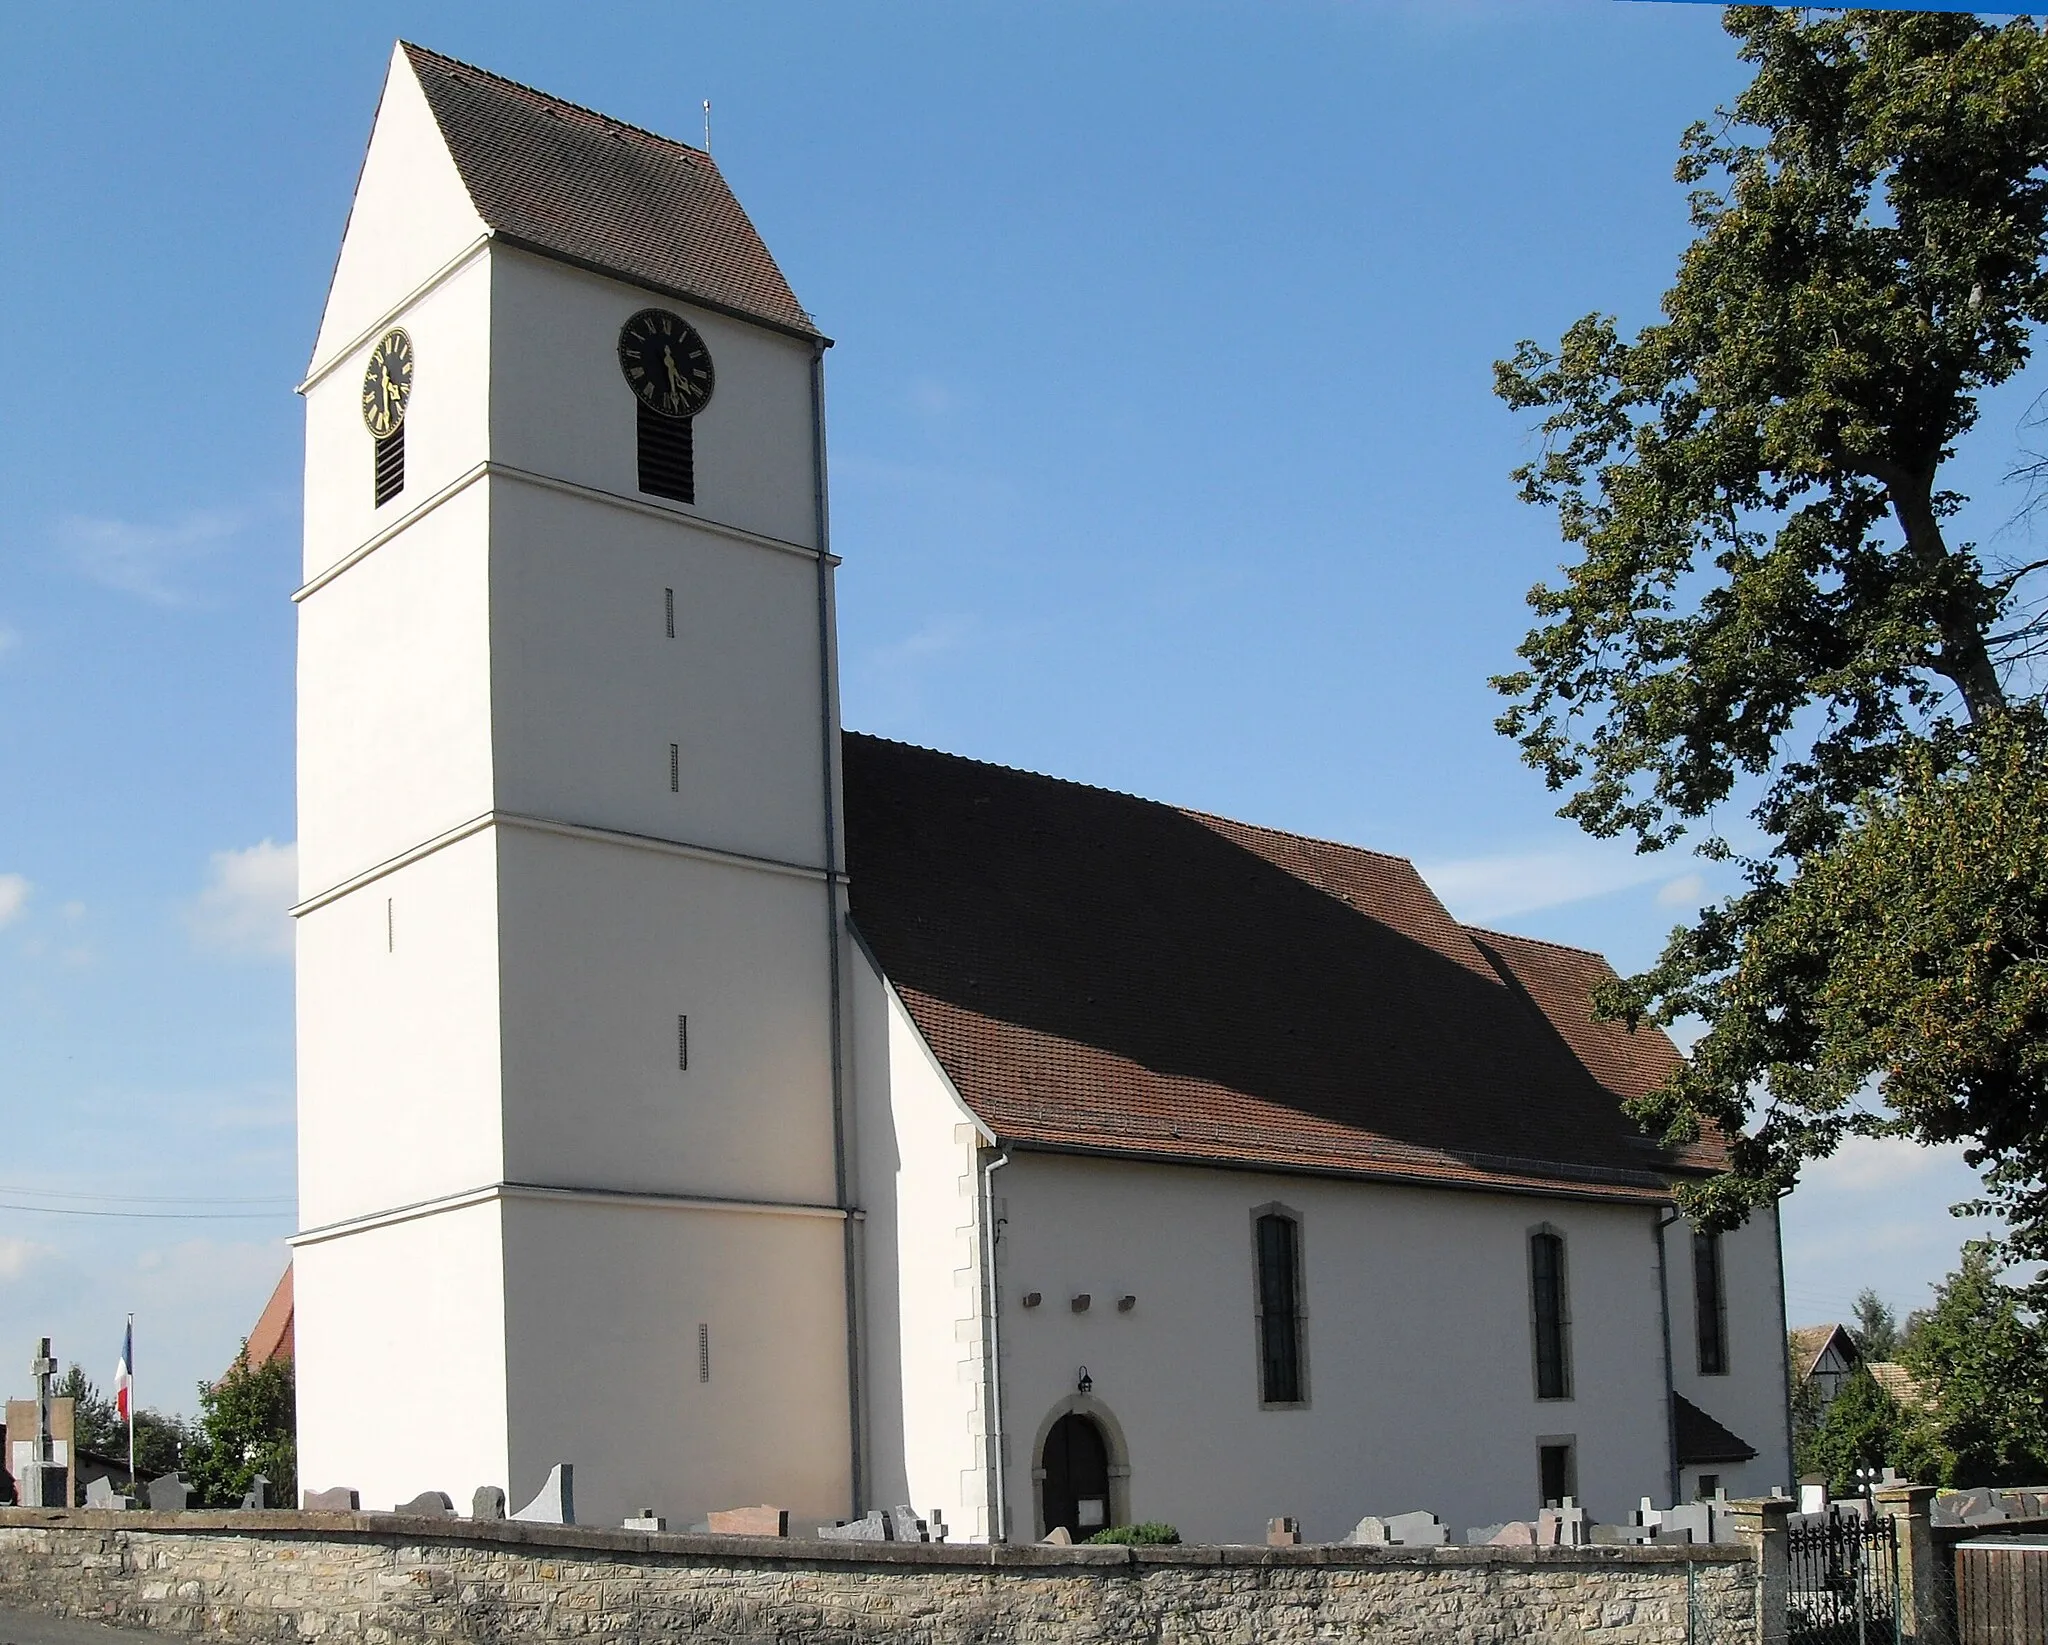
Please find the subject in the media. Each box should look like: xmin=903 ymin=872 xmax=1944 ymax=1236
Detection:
xmin=360 ymin=328 xmax=414 ymax=438
xmin=618 ymin=309 xmax=715 ymax=419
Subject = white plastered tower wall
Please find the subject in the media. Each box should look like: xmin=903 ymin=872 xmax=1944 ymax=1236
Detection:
xmin=294 ymin=44 xmax=856 ymax=1526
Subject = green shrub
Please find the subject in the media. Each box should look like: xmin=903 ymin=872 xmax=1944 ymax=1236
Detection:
xmin=1085 ymin=1522 xmax=1181 ymax=1545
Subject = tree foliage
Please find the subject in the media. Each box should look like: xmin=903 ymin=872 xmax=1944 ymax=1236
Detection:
xmin=1799 ymin=1367 xmax=1917 ymax=1495
xmin=1899 ymin=1240 xmax=2048 ymax=1486
xmin=1851 ymin=1288 xmax=1900 ymax=1360
xmin=184 ymin=1348 xmax=294 ymax=1509
xmin=51 ymin=1364 xmax=187 ymax=1494
xmin=1493 ymin=7 xmax=2048 ymax=1241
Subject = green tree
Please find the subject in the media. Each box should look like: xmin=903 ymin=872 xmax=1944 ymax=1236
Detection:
xmin=1900 ymin=1240 xmax=2048 ymax=1487
xmin=1492 ymin=8 xmax=2048 ymax=1247
xmin=1852 ymin=1290 xmax=1900 ymax=1360
xmin=49 ymin=1366 xmax=187 ymax=1497
xmin=52 ymin=1364 xmax=119 ymax=1454
xmin=184 ymin=1348 xmax=294 ymax=1509
xmin=1801 ymin=1367 xmax=1913 ymax=1495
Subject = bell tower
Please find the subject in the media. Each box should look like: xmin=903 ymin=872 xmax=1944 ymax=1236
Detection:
xmin=292 ymin=42 xmax=856 ymax=1527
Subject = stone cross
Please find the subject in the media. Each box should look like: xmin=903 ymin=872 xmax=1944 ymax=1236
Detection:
xmin=31 ymin=1338 xmax=55 ymax=1469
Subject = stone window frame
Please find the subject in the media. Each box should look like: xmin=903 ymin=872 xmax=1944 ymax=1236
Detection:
xmin=1692 ymin=1228 xmax=1731 ymax=1376
xmin=1527 ymin=1222 xmax=1574 ymax=1402
xmin=1250 ymin=1201 xmax=1310 ymax=1411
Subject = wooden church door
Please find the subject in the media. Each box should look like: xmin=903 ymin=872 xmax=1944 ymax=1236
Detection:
xmin=1041 ymin=1412 xmax=1110 ymax=1538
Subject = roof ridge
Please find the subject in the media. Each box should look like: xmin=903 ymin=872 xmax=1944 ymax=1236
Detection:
xmin=843 ymin=730 xmax=1420 ymax=871
xmin=1463 ymin=924 xmax=1610 ymax=962
xmin=401 ymin=41 xmax=710 ymax=161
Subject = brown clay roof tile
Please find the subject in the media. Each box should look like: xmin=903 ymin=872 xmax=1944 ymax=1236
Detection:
xmin=402 ymin=43 xmax=819 ymax=338
xmin=843 ymin=734 xmax=1716 ymax=1201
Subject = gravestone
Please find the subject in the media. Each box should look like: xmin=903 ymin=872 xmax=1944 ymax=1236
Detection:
xmin=888 ymin=1505 xmax=928 ymax=1543
xmin=146 ymin=1473 xmax=190 ymax=1512
xmin=397 ymin=1490 xmax=453 ymax=1516
xmin=927 ymin=1509 xmax=949 ymax=1544
xmin=239 ymin=1476 xmax=272 ymax=1511
xmin=1661 ymin=1502 xmax=1713 ymax=1544
xmin=1266 ymin=1517 xmax=1301 ymax=1546
xmin=1039 ymin=1526 xmax=1072 ymax=1545
xmin=1537 ymin=1503 xmax=1591 ymax=1546
xmin=819 ymin=1509 xmax=891 ymax=1541
xmin=471 ymin=1486 xmax=506 ymax=1520
xmin=708 ymin=1505 xmax=789 ymax=1537
xmin=622 ymin=1510 xmax=667 ymax=1531
xmin=1486 ymin=1521 xmax=1537 ymax=1546
xmin=512 ymin=1464 xmax=574 ymax=1526
xmin=1464 ymin=1524 xmax=1506 ymax=1546
xmin=1384 ymin=1510 xmax=1448 ymax=1546
xmin=1345 ymin=1516 xmax=1393 ymax=1545
xmin=85 ymin=1476 xmax=135 ymax=1511
xmin=304 ymin=1486 xmax=360 ymax=1512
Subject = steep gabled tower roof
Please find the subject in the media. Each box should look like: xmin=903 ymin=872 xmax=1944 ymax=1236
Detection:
xmin=399 ymin=43 xmax=819 ymax=339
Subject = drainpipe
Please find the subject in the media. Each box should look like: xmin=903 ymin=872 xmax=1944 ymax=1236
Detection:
xmin=1773 ymin=1191 xmax=1795 ymax=1492
xmin=982 ymin=1149 xmax=1012 ymax=1541
xmin=1655 ymin=1206 xmax=1681 ymax=1506
xmin=810 ymin=338 xmax=862 ymax=1515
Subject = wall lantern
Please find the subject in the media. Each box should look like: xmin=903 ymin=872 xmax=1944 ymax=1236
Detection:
xmin=1077 ymin=1366 xmax=1093 ymax=1396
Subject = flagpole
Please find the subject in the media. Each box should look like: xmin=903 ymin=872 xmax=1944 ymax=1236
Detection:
xmin=126 ymin=1314 xmax=135 ymax=1490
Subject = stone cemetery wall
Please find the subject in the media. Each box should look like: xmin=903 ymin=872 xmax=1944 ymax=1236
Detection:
xmin=0 ymin=1507 xmax=1754 ymax=1645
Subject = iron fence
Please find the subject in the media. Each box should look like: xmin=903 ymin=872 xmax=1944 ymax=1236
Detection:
xmin=1788 ymin=1511 xmax=1901 ymax=1645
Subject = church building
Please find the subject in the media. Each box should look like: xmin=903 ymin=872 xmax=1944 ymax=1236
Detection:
xmin=289 ymin=43 xmax=1793 ymax=1543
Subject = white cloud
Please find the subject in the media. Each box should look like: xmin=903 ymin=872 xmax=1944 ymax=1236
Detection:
xmin=1656 ymin=872 xmax=1707 ymax=908
xmin=1416 ymin=844 xmax=1673 ymax=923
xmin=0 ymin=1237 xmax=51 ymax=1283
xmin=185 ymin=840 xmax=296 ymax=959
xmin=0 ymin=873 xmax=29 ymax=927
xmin=868 ymin=614 xmax=978 ymax=669
xmin=1802 ymin=1133 xmax=1973 ymax=1196
xmin=59 ymin=509 xmax=242 ymax=606
xmin=905 ymin=376 xmax=963 ymax=416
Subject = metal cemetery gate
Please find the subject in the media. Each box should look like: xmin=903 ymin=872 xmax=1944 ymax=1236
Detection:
xmin=1789 ymin=1512 xmax=1902 ymax=1645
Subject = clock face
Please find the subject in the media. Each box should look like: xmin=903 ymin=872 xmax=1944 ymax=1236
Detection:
xmin=361 ymin=329 xmax=414 ymax=438
xmin=618 ymin=309 xmax=715 ymax=419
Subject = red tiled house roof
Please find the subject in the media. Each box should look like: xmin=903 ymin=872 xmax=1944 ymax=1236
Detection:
xmin=843 ymin=734 xmax=1722 ymax=1202
xmin=400 ymin=43 xmax=820 ymax=339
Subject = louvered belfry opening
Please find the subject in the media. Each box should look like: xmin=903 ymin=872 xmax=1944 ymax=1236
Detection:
xmin=374 ymin=425 xmax=405 ymax=506
xmin=638 ymin=403 xmax=696 ymax=503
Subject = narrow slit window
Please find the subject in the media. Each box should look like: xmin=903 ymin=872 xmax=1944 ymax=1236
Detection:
xmin=374 ymin=424 xmax=405 ymax=506
xmin=1693 ymin=1230 xmax=1729 ymax=1375
xmin=1530 ymin=1229 xmax=1572 ymax=1399
xmin=698 ymin=1322 xmax=710 ymax=1382
xmin=670 ymin=743 xmax=680 ymax=792
xmin=1254 ymin=1212 xmax=1304 ymax=1405
xmin=1538 ymin=1441 xmax=1576 ymax=1508
xmin=386 ymin=897 xmax=393 ymax=953
xmin=665 ymin=587 xmax=676 ymax=639
xmin=637 ymin=404 xmax=695 ymax=503
xmin=677 ymin=1013 xmax=689 ymax=1072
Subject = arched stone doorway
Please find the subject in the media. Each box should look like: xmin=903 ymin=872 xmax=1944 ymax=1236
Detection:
xmin=1040 ymin=1411 xmax=1111 ymax=1539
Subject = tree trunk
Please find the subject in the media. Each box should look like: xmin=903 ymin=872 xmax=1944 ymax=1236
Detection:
xmin=1886 ymin=475 xmax=2008 ymax=723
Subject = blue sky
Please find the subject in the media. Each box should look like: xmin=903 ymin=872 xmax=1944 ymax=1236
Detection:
xmin=0 ymin=1 xmax=2030 ymax=1414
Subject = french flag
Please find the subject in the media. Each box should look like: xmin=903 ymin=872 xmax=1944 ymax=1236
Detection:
xmin=115 ymin=1323 xmax=133 ymax=1422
